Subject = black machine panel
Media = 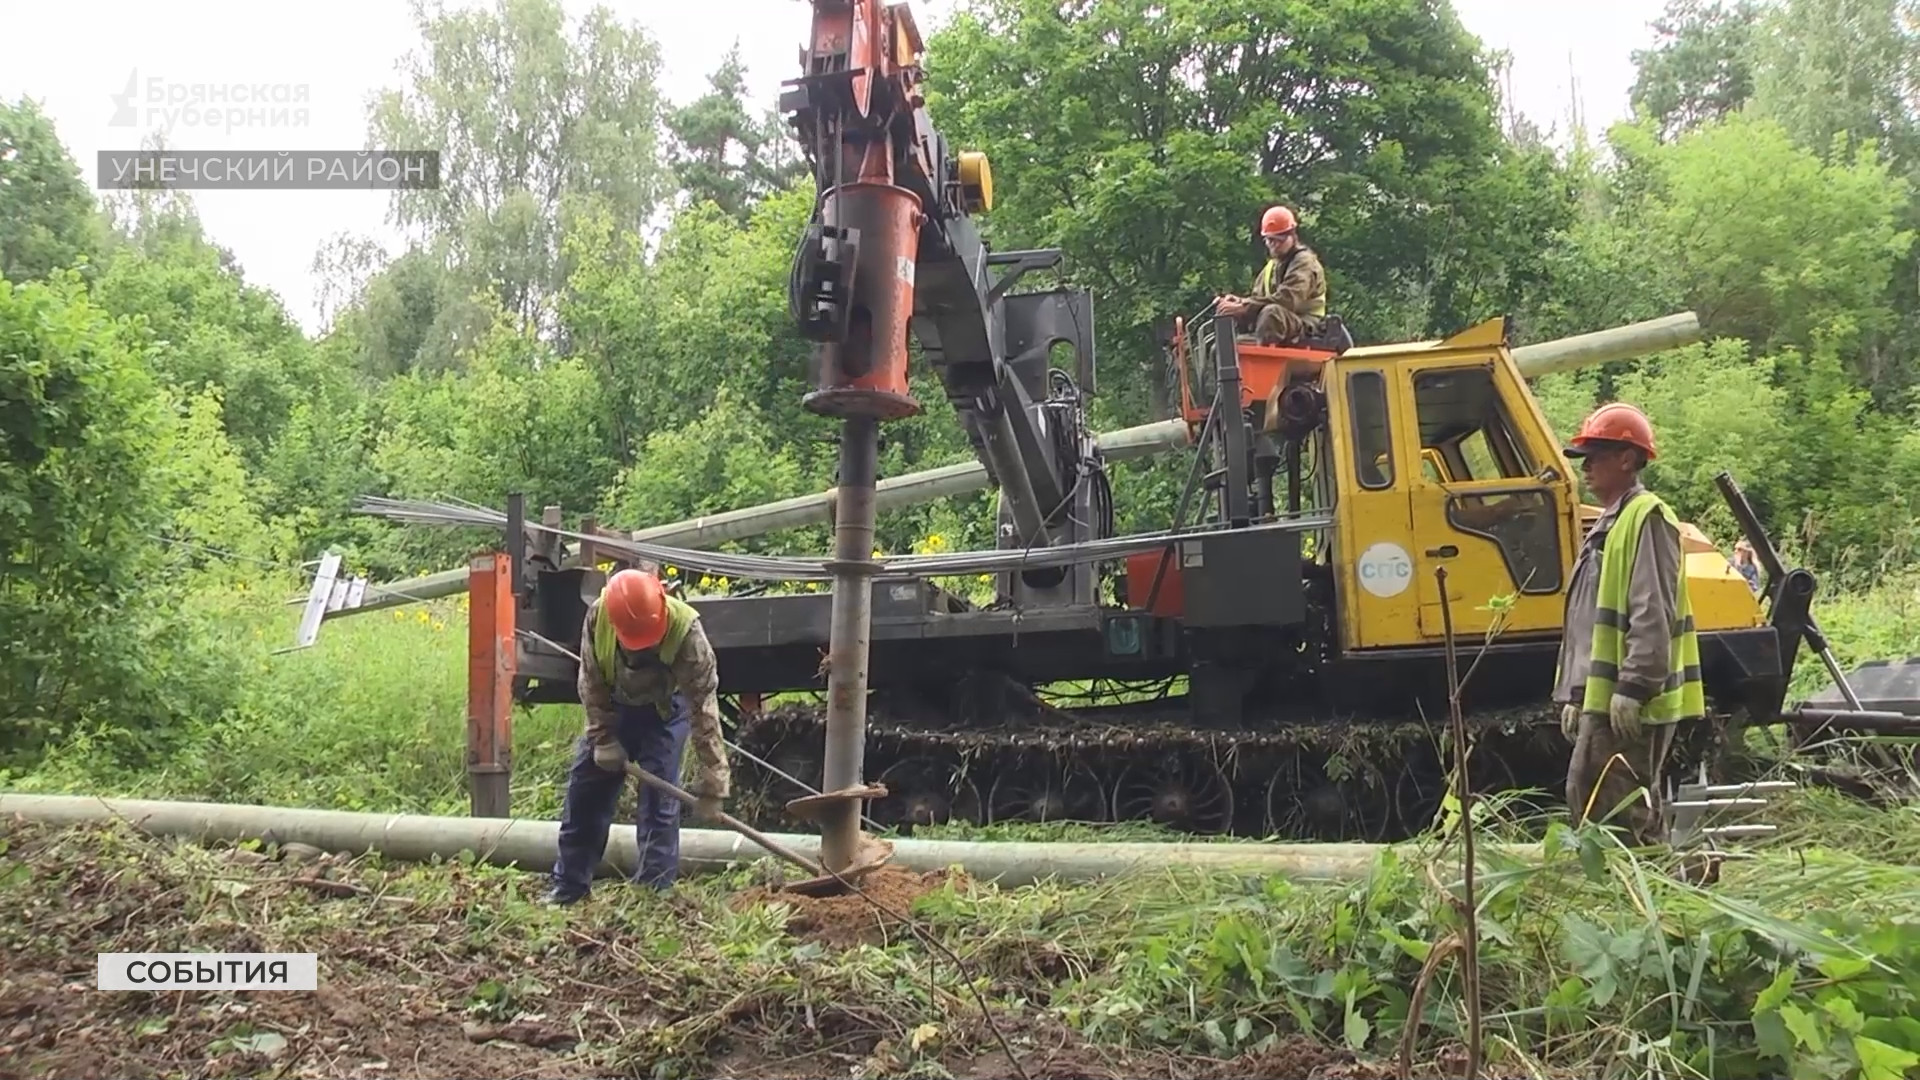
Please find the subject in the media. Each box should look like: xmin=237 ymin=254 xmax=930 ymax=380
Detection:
xmin=1179 ymin=528 xmax=1305 ymax=629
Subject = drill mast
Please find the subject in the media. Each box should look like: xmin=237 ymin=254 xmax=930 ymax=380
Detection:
xmin=778 ymin=0 xmax=1106 ymax=876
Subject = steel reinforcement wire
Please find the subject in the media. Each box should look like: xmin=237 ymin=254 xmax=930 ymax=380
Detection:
xmin=352 ymin=495 xmax=1335 ymax=585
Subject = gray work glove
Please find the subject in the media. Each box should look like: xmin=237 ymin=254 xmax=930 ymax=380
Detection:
xmin=591 ymin=740 xmax=627 ymax=773
xmin=1559 ymin=703 xmax=1580 ymax=740
xmin=1608 ymin=693 xmax=1643 ymax=741
xmin=691 ymin=794 xmax=724 ymax=822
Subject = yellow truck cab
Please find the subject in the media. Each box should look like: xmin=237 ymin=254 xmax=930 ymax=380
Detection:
xmin=1320 ymin=317 xmax=1765 ymax=654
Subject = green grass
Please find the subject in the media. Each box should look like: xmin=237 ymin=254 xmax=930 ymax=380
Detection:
xmin=1 ymin=581 xmax=584 ymax=819
xmin=6 ymin=801 xmax=1920 ymax=1079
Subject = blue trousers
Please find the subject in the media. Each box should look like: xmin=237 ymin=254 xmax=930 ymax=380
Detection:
xmin=550 ymin=694 xmax=690 ymax=898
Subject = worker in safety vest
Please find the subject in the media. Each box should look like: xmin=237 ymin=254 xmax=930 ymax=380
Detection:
xmin=1216 ymin=205 xmax=1328 ymax=345
xmin=547 ymin=568 xmax=732 ymax=904
xmin=1552 ymin=403 xmax=1703 ymax=847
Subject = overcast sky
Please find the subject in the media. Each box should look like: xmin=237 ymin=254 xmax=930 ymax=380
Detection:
xmin=0 ymin=0 xmax=1669 ymax=334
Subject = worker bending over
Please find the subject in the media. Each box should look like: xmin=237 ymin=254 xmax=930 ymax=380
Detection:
xmin=1553 ymin=403 xmax=1703 ymax=847
xmin=1216 ymin=205 xmax=1328 ymax=346
xmin=548 ymin=568 xmax=732 ymax=904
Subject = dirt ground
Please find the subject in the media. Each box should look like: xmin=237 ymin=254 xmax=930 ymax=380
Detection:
xmin=729 ymin=865 xmax=964 ymax=948
xmin=0 ymin=817 xmax=1530 ymax=1080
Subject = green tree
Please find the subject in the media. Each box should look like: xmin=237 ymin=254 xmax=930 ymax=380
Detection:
xmin=0 ymin=272 xmax=235 ymax=758
xmin=0 ymin=98 xmax=102 ymax=284
xmin=1740 ymin=0 xmax=1920 ymax=400
xmin=324 ymin=244 xmax=490 ymax=379
xmin=90 ymin=201 xmax=333 ymax=473
xmin=1556 ymin=115 xmax=1912 ymax=365
xmin=597 ymin=386 xmax=813 ymax=535
xmin=559 ymin=179 xmax=844 ymax=462
xmin=1629 ymin=0 xmax=1760 ymax=141
xmin=367 ymin=0 xmax=670 ymax=340
xmin=1748 ymin=0 xmax=1920 ymax=171
xmin=665 ymin=43 xmax=806 ymax=221
xmin=923 ymin=0 xmax=1563 ymax=420
xmin=153 ymin=388 xmax=296 ymax=574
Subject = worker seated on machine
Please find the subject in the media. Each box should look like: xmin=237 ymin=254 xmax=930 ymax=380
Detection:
xmin=1216 ymin=204 xmax=1353 ymax=355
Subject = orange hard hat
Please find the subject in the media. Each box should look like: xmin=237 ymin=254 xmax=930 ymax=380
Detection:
xmin=1566 ymin=402 xmax=1657 ymax=461
xmin=604 ymin=568 xmax=668 ymax=651
xmin=1261 ymin=205 xmax=1297 ymax=236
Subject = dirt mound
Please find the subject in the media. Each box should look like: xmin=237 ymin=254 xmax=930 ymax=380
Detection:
xmin=730 ymin=865 xmax=963 ymax=947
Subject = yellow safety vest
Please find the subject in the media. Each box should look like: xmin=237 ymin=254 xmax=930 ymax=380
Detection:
xmin=1578 ymin=491 xmax=1705 ymax=724
xmin=592 ymin=591 xmax=698 ymax=689
xmin=1254 ymin=248 xmax=1327 ymax=317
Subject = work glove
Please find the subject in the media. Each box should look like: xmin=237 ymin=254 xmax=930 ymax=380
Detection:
xmin=1608 ymin=693 xmax=1643 ymax=741
xmin=1559 ymin=703 xmax=1580 ymax=740
xmin=692 ymin=794 xmax=725 ymax=823
xmin=591 ymin=740 xmax=627 ymax=773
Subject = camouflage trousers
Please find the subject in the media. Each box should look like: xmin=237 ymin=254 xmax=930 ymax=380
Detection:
xmin=1567 ymin=714 xmax=1678 ymax=847
xmin=1253 ymin=304 xmax=1324 ymax=346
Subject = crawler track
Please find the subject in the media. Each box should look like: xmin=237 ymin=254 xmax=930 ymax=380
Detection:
xmin=724 ymin=694 xmax=1730 ymax=842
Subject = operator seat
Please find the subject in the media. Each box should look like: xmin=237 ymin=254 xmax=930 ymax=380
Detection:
xmin=1301 ymin=314 xmax=1354 ymax=354
xmin=1236 ymin=313 xmax=1355 ymax=355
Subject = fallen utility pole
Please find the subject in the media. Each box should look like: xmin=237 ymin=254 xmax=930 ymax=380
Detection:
xmin=1785 ymin=709 xmax=1920 ymax=736
xmin=0 ymin=793 xmax=1504 ymax=885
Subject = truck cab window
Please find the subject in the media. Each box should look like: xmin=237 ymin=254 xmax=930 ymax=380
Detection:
xmin=1348 ymin=370 xmax=1393 ymax=490
xmin=1411 ymin=365 xmax=1562 ymax=594
xmin=1412 ymin=367 xmax=1534 ymax=481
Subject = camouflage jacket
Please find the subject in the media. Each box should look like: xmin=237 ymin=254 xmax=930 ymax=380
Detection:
xmin=1249 ymin=245 xmax=1328 ymax=319
xmin=576 ymin=596 xmax=731 ymax=799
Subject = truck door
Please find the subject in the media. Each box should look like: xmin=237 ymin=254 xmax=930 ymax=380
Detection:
xmin=1403 ymin=361 xmax=1574 ymax=640
xmin=1330 ymin=363 xmax=1425 ymax=650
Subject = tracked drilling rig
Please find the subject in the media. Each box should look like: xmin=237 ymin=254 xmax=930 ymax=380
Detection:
xmin=350 ymin=0 xmax=1919 ymax=844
